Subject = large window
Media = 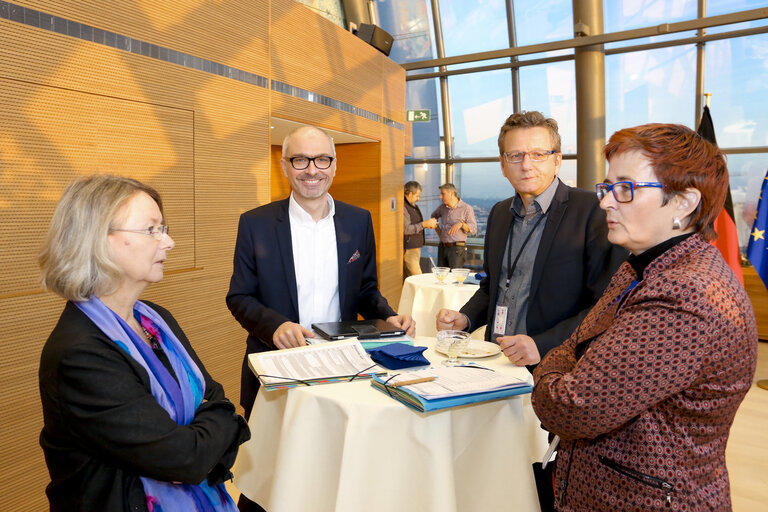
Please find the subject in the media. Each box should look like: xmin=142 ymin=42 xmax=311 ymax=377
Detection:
xmin=513 ymin=0 xmax=573 ymax=46
xmin=439 ymin=0 xmax=509 ymax=57
xmin=518 ymin=61 xmax=577 ymax=153
xmin=448 ymin=70 xmax=513 ymax=158
xmin=605 ymin=45 xmax=697 ymax=135
xmin=377 ymin=0 xmax=768 ymax=255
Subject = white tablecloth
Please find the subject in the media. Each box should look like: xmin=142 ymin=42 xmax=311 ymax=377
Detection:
xmin=398 ymin=274 xmax=481 ymax=338
xmin=233 ymin=337 xmax=547 ymax=512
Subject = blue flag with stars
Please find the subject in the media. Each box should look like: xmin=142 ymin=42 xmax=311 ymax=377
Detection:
xmin=747 ymin=170 xmax=768 ymax=291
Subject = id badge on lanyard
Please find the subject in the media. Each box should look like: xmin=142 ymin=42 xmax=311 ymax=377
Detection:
xmin=494 ymin=213 xmax=544 ymax=337
xmin=493 ymin=305 xmax=508 ymax=336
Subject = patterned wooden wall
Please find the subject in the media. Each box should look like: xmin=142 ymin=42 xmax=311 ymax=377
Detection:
xmin=0 ymin=1 xmax=405 ymax=509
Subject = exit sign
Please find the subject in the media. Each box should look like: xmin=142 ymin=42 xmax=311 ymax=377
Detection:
xmin=407 ymin=109 xmax=431 ymax=122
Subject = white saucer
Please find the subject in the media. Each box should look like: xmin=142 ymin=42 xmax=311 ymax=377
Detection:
xmin=435 ymin=340 xmax=501 ymax=359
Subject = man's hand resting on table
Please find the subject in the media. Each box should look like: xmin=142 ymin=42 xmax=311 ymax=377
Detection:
xmin=386 ymin=314 xmax=416 ymax=337
xmin=435 ymin=308 xmax=469 ymax=332
xmin=273 ymin=321 xmax=314 ymax=349
xmin=497 ymin=334 xmax=540 ymax=366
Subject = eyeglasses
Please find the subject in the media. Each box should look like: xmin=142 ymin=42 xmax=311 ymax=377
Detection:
xmin=288 ymin=155 xmax=335 ymax=170
xmin=110 ymin=225 xmax=169 ymax=241
xmin=595 ymin=181 xmax=664 ymax=203
xmin=502 ymin=150 xmax=557 ymax=164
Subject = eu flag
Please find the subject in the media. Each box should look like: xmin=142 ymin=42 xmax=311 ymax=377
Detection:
xmin=747 ymin=171 xmax=768 ymax=291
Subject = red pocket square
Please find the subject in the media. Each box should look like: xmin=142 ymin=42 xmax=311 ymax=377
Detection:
xmin=348 ymin=250 xmax=361 ymax=264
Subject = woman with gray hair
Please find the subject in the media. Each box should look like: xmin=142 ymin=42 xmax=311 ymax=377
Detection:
xmin=39 ymin=175 xmax=249 ymax=512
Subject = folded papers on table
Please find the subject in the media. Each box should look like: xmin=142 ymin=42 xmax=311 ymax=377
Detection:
xmin=371 ymin=365 xmax=532 ymax=412
xmin=248 ymin=339 xmax=384 ymax=391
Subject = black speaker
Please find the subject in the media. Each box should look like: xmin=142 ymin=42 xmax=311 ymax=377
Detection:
xmin=354 ymin=23 xmax=393 ymax=57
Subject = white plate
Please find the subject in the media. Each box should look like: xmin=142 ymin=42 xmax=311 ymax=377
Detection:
xmin=435 ymin=340 xmax=501 ymax=359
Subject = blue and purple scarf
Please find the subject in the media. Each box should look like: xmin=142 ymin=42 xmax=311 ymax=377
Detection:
xmin=76 ymin=297 xmax=237 ymax=512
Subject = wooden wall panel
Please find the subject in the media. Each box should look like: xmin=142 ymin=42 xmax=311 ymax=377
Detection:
xmin=270 ymin=0 xmax=383 ymax=115
xmin=0 ymin=1 xmax=403 ymax=510
xmin=382 ymin=52 xmax=406 ymax=125
xmin=0 ymin=78 xmax=195 ymax=297
xmin=380 ymin=125 xmax=405 ymax=307
xmin=270 ymin=145 xmax=290 ymax=201
xmin=333 ymin=142 xmax=383 ymax=265
xmin=270 ymin=95 xmax=383 ymax=142
xmin=15 ymin=0 xmax=271 ymax=77
xmin=744 ymin=267 xmax=768 ymax=340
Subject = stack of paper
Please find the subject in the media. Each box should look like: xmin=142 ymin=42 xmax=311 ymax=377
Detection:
xmin=371 ymin=366 xmax=532 ymax=412
xmin=248 ymin=339 xmax=385 ymax=391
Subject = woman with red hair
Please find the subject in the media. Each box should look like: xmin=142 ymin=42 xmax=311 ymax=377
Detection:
xmin=532 ymin=123 xmax=757 ymax=511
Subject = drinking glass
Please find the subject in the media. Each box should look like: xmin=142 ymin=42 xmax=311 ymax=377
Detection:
xmin=436 ymin=330 xmax=471 ymax=366
xmin=432 ymin=266 xmax=450 ymax=285
xmin=451 ymin=268 xmax=470 ymax=286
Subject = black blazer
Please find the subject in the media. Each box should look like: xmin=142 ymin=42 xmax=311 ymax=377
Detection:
xmin=460 ymin=180 xmax=626 ymax=359
xmin=404 ymin=197 xmax=425 ymax=249
xmin=39 ymin=301 xmax=249 ymax=512
xmin=226 ymin=198 xmax=396 ymax=413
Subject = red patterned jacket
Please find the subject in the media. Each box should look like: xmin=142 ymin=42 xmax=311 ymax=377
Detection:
xmin=532 ymin=234 xmax=757 ymax=511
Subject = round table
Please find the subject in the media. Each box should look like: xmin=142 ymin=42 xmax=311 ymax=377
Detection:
xmin=398 ymin=273 xmax=481 ymax=338
xmin=233 ymin=337 xmax=547 ymax=512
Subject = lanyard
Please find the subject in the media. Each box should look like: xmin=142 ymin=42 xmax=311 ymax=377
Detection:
xmin=505 ymin=212 xmax=546 ymax=287
xmin=613 ymin=279 xmax=639 ymax=308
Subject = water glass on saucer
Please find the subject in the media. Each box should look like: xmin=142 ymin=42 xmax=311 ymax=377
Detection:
xmin=436 ymin=330 xmax=471 ymax=366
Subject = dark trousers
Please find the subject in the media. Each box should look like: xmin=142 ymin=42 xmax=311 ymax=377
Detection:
xmin=437 ymin=243 xmax=467 ymax=268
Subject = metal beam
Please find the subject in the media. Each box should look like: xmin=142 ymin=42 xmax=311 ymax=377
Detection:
xmin=402 ymin=7 xmax=768 ymax=71
xmin=573 ymin=0 xmax=606 ymax=190
xmin=405 ymin=25 xmax=768 ymax=81
xmin=505 ymin=0 xmax=521 ymax=113
xmin=406 ymin=55 xmax=572 ymax=81
xmin=430 ymin=0 xmax=454 ymax=184
xmin=406 ymin=154 xmax=578 ymax=165
xmin=605 ymin=24 xmax=768 ymax=54
xmin=695 ymin=0 xmax=707 ymax=124
xmin=722 ymin=146 xmax=768 ymax=154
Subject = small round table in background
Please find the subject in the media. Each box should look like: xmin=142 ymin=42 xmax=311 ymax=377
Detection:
xmin=398 ymin=273 xmax=481 ymax=338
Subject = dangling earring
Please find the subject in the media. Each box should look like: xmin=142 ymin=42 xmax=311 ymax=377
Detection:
xmin=672 ymin=217 xmax=682 ymax=230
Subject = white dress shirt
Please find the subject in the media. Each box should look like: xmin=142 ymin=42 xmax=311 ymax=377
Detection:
xmin=288 ymin=193 xmax=341 ymax=329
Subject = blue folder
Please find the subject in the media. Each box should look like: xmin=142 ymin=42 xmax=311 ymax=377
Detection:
xmin=370 ymin=373 xmax=532 ymax=413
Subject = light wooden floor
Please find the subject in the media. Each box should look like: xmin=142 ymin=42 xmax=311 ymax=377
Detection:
xmin=228 ymin=342 xmax=768 ymax=511
xmin=727 ymin=340 xmax=768 ymax=511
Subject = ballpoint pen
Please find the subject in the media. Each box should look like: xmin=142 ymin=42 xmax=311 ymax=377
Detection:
xmin=390 ymin=376 xmax=436 ymax=387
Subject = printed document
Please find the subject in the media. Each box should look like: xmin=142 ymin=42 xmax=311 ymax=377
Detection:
xmin=387 ymin=366 xmax=528 ymax=399
xmin=249 ymin=339 xmax=381 ymax=386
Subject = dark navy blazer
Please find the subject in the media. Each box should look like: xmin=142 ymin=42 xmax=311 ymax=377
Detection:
xmin=460 ymin=180 xmax=627 ymax=361
xmin=226 ymin=198 xmax=395 ymax=414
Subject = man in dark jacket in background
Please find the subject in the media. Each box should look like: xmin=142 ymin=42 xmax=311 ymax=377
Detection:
xmin=404 ymin=181 xmax=437 ymax=277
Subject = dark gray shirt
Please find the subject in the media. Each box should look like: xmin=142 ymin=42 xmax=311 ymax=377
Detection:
xmin=493 ymin=177 xmax=560 ymax=336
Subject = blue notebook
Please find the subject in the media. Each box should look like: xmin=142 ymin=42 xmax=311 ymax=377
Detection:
xmin=371 ymin=367 xmax=532 ymax=413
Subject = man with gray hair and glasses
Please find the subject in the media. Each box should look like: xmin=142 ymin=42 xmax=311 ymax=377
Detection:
xmin=437 ymin=111 xmax=625 ymax=369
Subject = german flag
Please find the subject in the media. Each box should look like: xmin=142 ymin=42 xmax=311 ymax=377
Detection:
xmin=697 ymin=105 xmax=744 ymax=284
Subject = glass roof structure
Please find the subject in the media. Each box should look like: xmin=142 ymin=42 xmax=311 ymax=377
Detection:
xmin=373 ymin=0 xmax=768 ymax=252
